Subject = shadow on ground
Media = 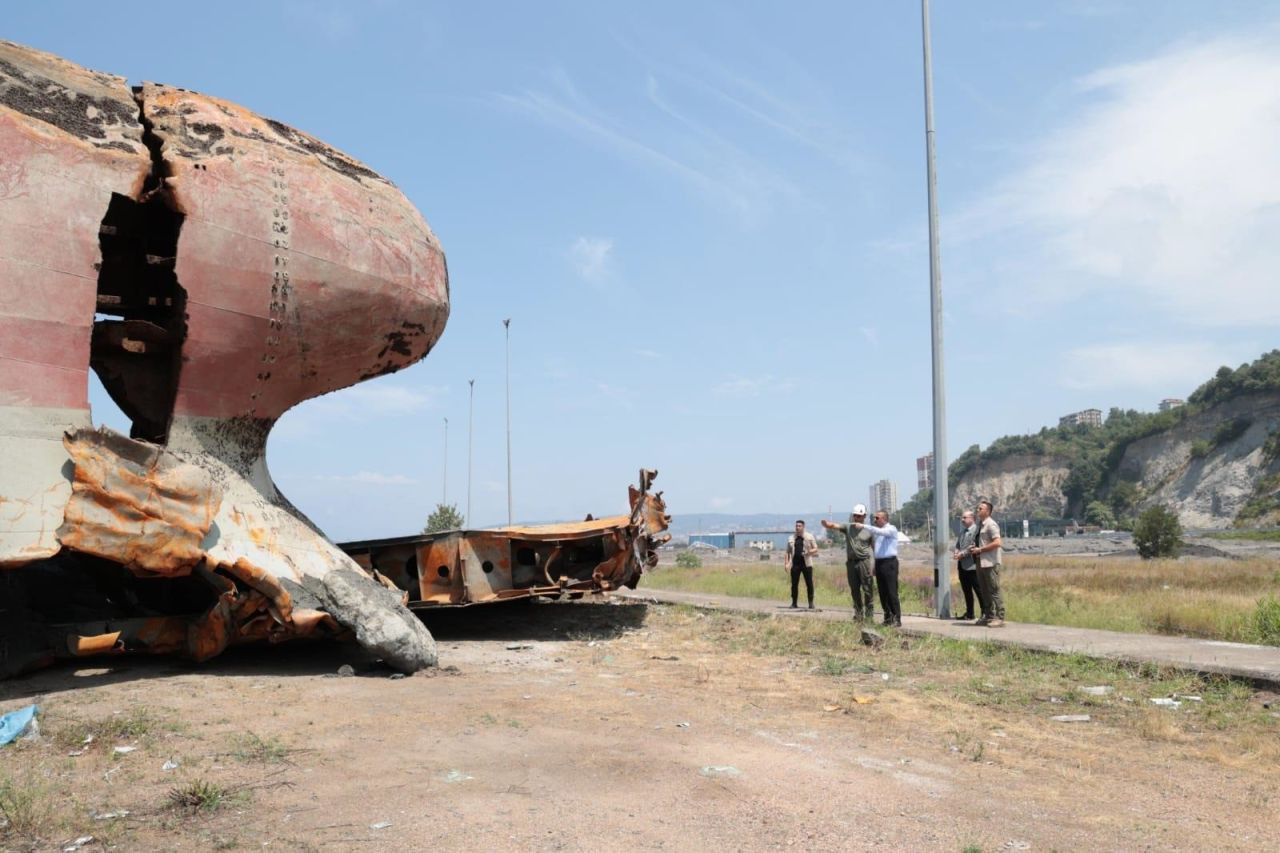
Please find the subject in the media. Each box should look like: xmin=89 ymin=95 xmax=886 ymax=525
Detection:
xmin=419 ymin=599 xmax=649 ymax=642
xmin=0 ymin=601 xmax=650 ymax=702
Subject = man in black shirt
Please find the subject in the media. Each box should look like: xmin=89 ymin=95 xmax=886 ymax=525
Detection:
xmin=785 ymin=519 xmax=818 ymax=609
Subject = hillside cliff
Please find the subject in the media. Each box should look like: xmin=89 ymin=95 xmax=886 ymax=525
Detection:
xmin=1116 ymin=393 xmax=1280 ymax=528
xmin=913 ymin=351 xmax=1280 ymax=530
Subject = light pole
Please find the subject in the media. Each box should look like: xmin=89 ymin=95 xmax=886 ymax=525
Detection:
xmin=503 ymin=318 xmax=512 ymax=526
xmin=922 ymin=0 xmax=951 ymax=618
xmin=442 ymin=416 xmax=448 ymax=505
xmin=467 ymin=378 xmax=474 ymax=527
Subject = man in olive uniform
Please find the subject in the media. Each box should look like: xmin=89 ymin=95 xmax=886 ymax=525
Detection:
xmin=821 ymin=504 xmax=875 ymax=620
xmin=969 ymin=499 xmax=1005 ymax=627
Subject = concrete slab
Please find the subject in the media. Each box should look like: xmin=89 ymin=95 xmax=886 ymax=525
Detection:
xmin=619 ymin=587 xmax=1280 ymax=687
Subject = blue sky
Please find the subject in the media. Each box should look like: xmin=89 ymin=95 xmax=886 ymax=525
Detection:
xmin=10 ymin=1 xmax=1280 ymax=538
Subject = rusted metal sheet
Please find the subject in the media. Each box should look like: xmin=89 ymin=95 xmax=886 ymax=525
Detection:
xmin=340 ymin=470 xmax=672 ymax=607
xmin=57 ymin=429 xmax=221 ymax=575
xmin=0 ymin=41 xmax=443 ymax=676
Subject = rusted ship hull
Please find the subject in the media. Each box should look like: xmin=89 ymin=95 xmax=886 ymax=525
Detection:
xmin=341 ymin=471 xmax=671 ymax=607
xmin=0 ymin=41 xmax=446 ymax=676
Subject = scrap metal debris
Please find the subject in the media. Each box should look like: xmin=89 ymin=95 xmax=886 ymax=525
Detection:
xmin=340 ymin=470 xmax=671 ymax=607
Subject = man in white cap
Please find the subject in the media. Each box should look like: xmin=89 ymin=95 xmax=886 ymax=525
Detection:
xmin=821 ymin=505 xmax=876 ymax=620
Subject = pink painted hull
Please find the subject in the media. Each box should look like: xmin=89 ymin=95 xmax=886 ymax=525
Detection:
xmin=0 ymin=40 xmax=447 ymax=673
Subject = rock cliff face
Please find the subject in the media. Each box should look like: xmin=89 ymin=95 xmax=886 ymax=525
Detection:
xmin=1116 ymin=393 xmax=1280 ymax=529
xmin=949 ymin=392 xmax=1280 ymax=528
xmin=950 ymin=454 xmax=1072 ymax=520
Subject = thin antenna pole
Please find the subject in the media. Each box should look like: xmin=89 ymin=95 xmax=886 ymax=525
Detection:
xmin=922 ymin=0 xmax=951 ymax=618
xmin=504 ymin=318 xmax=512 ymax=526
xmin=467 ymin=378 xmax=474 ymax=527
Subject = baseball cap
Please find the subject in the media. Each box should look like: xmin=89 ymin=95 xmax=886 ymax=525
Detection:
xmin=852 ymin=504 xmax=867 ymax=515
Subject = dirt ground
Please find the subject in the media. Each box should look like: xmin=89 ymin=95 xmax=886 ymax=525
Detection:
xmin=2 ymin=600 xmax=1277 ymax=852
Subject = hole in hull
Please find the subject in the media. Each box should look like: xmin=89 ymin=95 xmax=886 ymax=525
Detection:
xmin=89 ymin=91 xmax=187 ymax=444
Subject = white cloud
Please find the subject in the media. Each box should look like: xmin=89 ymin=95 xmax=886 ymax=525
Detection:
xmin=958 ymin=32 xmax=1280 ymax=326
xmin=859 ymin=326 xmax=879 ymax=348
xmin=713 ymin=374 xmax=797 ymax=397
xmin=495 ymin=66 xmax=806 ymax=223
xmin=569 ymin=236 xmax=615 ymax=283
xmin=308 ymin=381 xmax=444 ymax=417
xmin=277 ymin=470 xmax=418 ymax=486
xmin=1058 ymin=341 xmax=1255 ymax=391
xmin=316 ymin=471 xmax=418 ymax=486
xmin=709 ymin=496 xmax=734 ymax=509
xmin=596 ymin=382 xmax=635 ymax=410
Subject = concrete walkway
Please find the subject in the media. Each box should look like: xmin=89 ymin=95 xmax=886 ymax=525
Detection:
xmin=618 ymin=587 xmax=1280 ymax=687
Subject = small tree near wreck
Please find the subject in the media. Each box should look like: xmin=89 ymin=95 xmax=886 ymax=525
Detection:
xmin=1132 ymin=505 xmax=1183 ymax=559
xmin=423 ymin=502 xmax=464 ymax=533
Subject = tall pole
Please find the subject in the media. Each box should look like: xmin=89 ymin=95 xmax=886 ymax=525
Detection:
xmin=922 ymin=0 xmax=951 ymax=618
xmin=504 ymin=318 xmax=512 ymax=526
xmin=467 ymin=378 xmax=474 ymax=527
xmin=442 ymin=416 xmax=448 ymax=505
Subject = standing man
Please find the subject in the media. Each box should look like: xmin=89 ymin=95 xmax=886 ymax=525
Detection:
xmin=784 ymin=519 xmax=818 ymax=609
xmin=968 ymin=499 xmax=1005 ymax=627
xmin=951 ymin=510 xmax=981 ymax=621
xmin=853 ymin=510 xmax=901 ymax=627
xmin=821 ymin=504 xmax=875 ymax=621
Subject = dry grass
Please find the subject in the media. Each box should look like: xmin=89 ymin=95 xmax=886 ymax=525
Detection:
xmin=648 ymin=554 xmax=1280 ymax=643
xmin=651 ymin=604 xmax=1280 ymax=772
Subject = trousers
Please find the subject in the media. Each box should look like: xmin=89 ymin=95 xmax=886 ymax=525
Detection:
xmin=790 ymin=563 xmax=814 ymax=606
xmin=847 ymin=558 xmax=874 ymax=617
xmin=873 ymin=556 xmax=900 ymax=624
xmin=976 ymin=563 xmax=1004 ymax=619
xmin=957 ymin=566 xmax=979 ymax=617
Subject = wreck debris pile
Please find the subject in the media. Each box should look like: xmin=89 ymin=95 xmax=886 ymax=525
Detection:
xmin=342 ymin=470 xmax=672 ymax=607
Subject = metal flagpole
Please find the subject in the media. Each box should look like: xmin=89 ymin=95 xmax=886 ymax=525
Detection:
xmin=467 ymin=378 xmax=474 ymax=527
xmin=504 ymin=318 xmax=512 ymax=526
xmin=922 ymin=0 xmax=951 ymax=618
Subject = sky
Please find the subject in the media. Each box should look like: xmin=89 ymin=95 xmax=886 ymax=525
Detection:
xmin=8 ymin=1 xmax=1280 ymax=538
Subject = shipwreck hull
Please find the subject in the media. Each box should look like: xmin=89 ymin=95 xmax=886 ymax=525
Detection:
xmin=0 ymin=41 xmax=446 ymax=676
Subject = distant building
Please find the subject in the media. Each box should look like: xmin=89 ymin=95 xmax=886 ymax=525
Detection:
xmin=736 ymin=530 xmax=793 ymax=551
xmin=1159 ymin=398 xmax=1185 ymax=412
xmin=916 ymin=453 xmax=933 ymax=491
xmin=688 ymin=530 xmax=793 ymax=551
xmin=1059 ymin=408 xmax=1102 ymax=428
xmin=868 ymin=479 xmax=898 ymax=516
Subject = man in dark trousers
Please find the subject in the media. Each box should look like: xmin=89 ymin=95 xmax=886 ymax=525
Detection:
xmin=821 ymin=504 xmax=875 ymax=620
xmin=784 ymin=519 xmax=818 ymax=609
xmin=852 ymin=510 xmax=901 ymax=627
xmin=951 ymin=509 xmax=981 ymax=620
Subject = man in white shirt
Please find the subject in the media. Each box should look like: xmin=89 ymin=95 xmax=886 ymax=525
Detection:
xmin=784 ymin=519 xmax=819 ymax=609
xmin=853 ymin=510 xmax=901 ymax=627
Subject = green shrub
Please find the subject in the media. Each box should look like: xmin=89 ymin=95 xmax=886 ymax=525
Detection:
xmin=1084 ymin=500 xmax=1116 ymax=528
xmin=1133 ymin=506 xmax=1183 ymax=559
xmin=1189 ymin=440 xmax=1211 ymax=460
xmin=1251 ymin=597 xmax=1280 ymax=646
xmin=1262 ymin=429 xmax=1280 ymax=464
xmin=675 ymin=550 xmax=702 ymax=569
xmin=1212 ymin=417 xmax=1251 ymax=447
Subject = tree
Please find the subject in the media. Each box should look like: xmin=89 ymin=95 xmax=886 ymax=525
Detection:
xmin=1132 ymin=505 xmax=1183 ymax=559
xmin=423 ymin=502 xmax=464 ymax=533
xmin=1084 ymin=501 xmax=1116 ymax=528
xmin=675 ymin=550 xmax=702 ymax=568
